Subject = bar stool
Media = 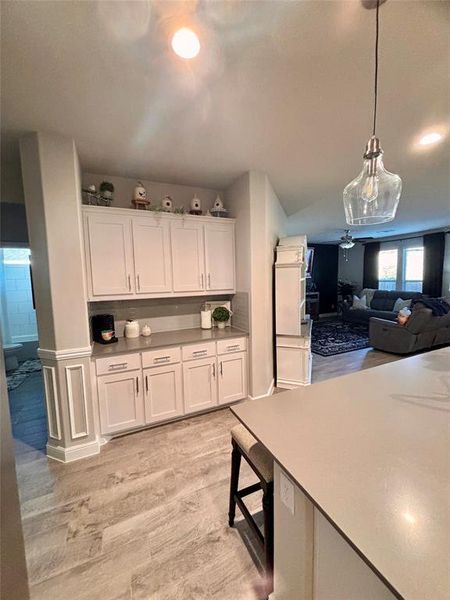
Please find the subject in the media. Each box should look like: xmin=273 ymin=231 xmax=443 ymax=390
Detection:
xmin=228 ymin=423 xmax=274 ymax=581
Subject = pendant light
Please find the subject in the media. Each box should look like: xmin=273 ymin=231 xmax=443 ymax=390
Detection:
xmin=343 ymin=0 xmax=402 ymax=225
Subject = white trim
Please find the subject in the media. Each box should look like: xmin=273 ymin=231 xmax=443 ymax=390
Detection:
xmin=277 ymin=377 xmax=310 ymax=389
xmin=82 ymin=204 xmax=236 ymax=224
xmin=249 ymin=378 xmax=274 ymax=400
xmin=46 ymin=439 xmax=100 ymax=463
xmin=38 ymin=346 xmax=92 ymax=361
xmin=42 ymin=366 xmax=61 ymax=440
xmin=65 ymin=363 xmax=89 ymax=439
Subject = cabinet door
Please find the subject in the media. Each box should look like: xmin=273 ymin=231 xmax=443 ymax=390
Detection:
xmin=204 ymin=222 xmax=235 ymax=291
xmin=218 ymin=351 xmax=248 ymax=405
xmin=86 ymin=213 xmax=134 ymax=297
xmin=183 ymin=357 xmax=217 ymax=414
xmin=143 ymin=363 xmax=183 ymax=424
xmin=97 ymin=371 xmax=144 ymax=434
xmin=132 ymin=216 xmax=172 ymax=294
xmin=171 ymin=222 xmax=205 ymax=292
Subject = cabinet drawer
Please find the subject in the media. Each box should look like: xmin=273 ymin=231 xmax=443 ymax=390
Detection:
xmin=217 ymin=337 xmax=247 ymax=355
xmin=142 ymin=346 xmax=181 ymax=368
xmin=96 ymin=353 xmax=141 ymax=376
xmin=182 ymin=341 xmax=216 ymax=361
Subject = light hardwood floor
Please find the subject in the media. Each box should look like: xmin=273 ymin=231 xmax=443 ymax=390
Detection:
xmin=11 ymin=346 xmax=403 ymax=600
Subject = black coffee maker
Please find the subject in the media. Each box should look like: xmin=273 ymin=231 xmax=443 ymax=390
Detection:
xmin=91 ymin=314 xmax=118 ymax=344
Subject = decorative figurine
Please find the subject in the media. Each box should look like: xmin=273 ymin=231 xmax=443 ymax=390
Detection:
xmin=132 ymin=181 xmax=150 ymax=210
xmin=210 ymin=194 xmax=228 ymax=218
xmin=189 ymin=194 xmax=202 ymax=215
xmin=161 ymin=195 xmax=174 ymax=212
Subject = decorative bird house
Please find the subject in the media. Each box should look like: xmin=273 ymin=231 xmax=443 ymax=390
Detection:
xmin=161 ymin=196 xmax=174 ymax=212
xmin=132 ymin=181 xmax=150 ymax=210
xmin=189 ymin=194 xmax=202 ymax=215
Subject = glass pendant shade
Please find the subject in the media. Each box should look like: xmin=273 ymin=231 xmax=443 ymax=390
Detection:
xmin=343 ymin=137 xmax=402 ymax=226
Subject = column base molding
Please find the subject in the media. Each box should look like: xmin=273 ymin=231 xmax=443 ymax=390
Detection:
xmin=46 ymin=439 xmax=100 ymax=463
xmin=249 ymin=379 xmax=274 ymax=400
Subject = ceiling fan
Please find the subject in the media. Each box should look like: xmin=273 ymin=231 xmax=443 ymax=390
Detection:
xmin=339 ymin=230 xmax=356 ymax=249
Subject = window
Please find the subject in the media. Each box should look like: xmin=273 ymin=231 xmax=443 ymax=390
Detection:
xmin=403 ymin=247 xmax=424 ymax=292
xmin=378 ymin=249 xmax=398 ymax=291
xmin=377 ymin=239 xmax=424 ymax=292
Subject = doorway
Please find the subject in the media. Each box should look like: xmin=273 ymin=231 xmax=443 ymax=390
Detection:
xmin=0 ymin=247 xmax=47 ymax=454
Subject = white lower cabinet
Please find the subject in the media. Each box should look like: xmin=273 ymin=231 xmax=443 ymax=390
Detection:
xmin=183 ymin=357 xmax=218 ymax=414
xmin=98 ymin=370 xmax=145 ymax=434
xmin=96 ymin=336 xmax=248 ymax=435
xmin=143 ymin=363 xmax=183 ymax=424
xmin=218 ymin=351 xmax=248 ymax=405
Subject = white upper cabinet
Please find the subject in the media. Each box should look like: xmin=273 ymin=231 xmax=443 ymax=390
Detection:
xmin=85 ymin=212 xmax=134 ymax=297
xmin=204 ymin=222 xmax=235 ymax=292
xmin=83 ymin=208 xmax=235 ymax=300
xmin=132 ymin=216 xmax=172 ymax=294
xmin=170 ymin=221 xmax=205 ymax=293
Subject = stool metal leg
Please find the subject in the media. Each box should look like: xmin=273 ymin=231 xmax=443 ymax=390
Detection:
xmin=228 ymin=441 xmax=241 ymax=527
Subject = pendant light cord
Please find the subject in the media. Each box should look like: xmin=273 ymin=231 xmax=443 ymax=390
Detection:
xmin=372 ymin=0 xmax=380 ymax=136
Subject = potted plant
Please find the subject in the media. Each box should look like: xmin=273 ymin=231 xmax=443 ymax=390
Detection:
xmin=337 ymin=280 xmax=356 ymax=303
xmin=99 ymin=181 xmax=114 ymax=199
xmin=212 ymin=306 xmax=231 ymax=329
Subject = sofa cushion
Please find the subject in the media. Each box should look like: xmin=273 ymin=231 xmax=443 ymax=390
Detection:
xmin=371 ymin=290 xmax=423 ymax=311
xmin=393 ymin=297 xmax=412 ymax=312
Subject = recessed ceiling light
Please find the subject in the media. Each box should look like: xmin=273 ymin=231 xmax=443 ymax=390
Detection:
xmin=418 ymin=132 xmax=444 ymax=146
xmin=171 ymin=28 xmax=200 ymax=59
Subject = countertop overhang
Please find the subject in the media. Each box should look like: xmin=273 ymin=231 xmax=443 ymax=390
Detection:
xmin=91 ymin=327 xmax=247 ymax=357
xmin=232 ymin=347 xmax=450 ymax=600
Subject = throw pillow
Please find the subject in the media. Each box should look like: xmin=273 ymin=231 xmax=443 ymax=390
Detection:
xmin=393 ymin=297 xmax=412 ymax=312
xmin=351 ymin=294 xmax=368 ymax=310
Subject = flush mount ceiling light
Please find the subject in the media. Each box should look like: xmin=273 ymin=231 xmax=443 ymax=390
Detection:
xmin=418 ymin=131 xmax=444 ymax=146
xmin=171 ymin=27 xmax=200 ymax=59
xmin=343 ymin=0 xmax=402 ymax=226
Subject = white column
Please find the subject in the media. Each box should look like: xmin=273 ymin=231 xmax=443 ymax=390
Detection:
xmin=20 ymin=132 xmax=99 ymax=462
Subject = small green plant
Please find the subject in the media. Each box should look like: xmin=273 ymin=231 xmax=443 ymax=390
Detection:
xmin=99 ymin=181 xmax=114 ymax=194
xmin=212 ymin=306 xmax=230 ymax=323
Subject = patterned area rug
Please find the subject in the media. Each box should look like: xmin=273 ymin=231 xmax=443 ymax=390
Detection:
xmin=311 ymin=320 xmax=370 ymax=357
xmin=6 ymin=359 xmax=42 ymax=392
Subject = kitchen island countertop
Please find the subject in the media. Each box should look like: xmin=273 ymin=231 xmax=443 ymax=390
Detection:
xmin=232 ymin=347 xmax=450 ymax=600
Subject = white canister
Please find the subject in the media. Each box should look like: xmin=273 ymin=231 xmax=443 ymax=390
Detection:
xmin=201 ymin=309 xmax=212 ymax=330
xmin=141 ymin=323 xmax=152 ymax=337
xmin=124 ymin=319 xmax=140 ymax=339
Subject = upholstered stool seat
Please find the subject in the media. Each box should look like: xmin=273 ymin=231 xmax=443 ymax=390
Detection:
xmin=229 ymin=423 xmax=274 ymax=593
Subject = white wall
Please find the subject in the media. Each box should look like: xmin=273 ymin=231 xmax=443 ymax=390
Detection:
xmin=338 ymin=244 xmax=364 ymax=291
xmin=226 ymin=171 xmax=287 ymax=398
xmin=82 ymin=172 xmax=221 ymax=213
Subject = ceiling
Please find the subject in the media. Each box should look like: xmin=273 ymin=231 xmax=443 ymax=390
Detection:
xmin=1 ymin=0 xmax=449 ymax=242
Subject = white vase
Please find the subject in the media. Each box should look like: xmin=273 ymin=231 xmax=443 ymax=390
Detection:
xmin=217 ymin=321 xmax=226 ymax=330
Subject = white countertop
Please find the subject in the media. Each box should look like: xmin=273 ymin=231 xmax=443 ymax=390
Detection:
xmin=232 ymin=347 xmax=450 ymax=600
xmin=91 ymin=326 xmax=247 ymax=357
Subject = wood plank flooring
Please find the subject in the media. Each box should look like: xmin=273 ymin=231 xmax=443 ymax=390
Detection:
xmin=10 ymin=345 xmax=403 ymax=599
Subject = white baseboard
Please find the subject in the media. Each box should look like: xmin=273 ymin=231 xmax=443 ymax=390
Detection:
xmin=277 ymin=378 xmax=310 ymax=389
xmin=46 ymin=439 xmax=100 ymax=463
xmin=249 ymin=379 xmax=274 ymax=400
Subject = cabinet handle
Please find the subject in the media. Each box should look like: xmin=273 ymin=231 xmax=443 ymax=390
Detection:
xmin=145 ymin=375 xmax=149 ymax=393
xmin=212 ymin=362 xmax=216 ymax=378
xmin=128 ymin=275 xmax=131 ymax=291
xmin=227 ymin=345 xmax=240 ymax=351
xmin=201 ymin=273 xmax=204 ymax=289
xmin=220 ymin=361 xmax=223 ymax=376
xmin=108 ymin=362 xmax=128 ymax=370
xmin=207 ymin=273 xmax=211 ymax=288
xmin=137 ymin=274 xmax=141 ymax=291
xmin=154 ymin=356 xmax=170 ymax=363
xmin=136 ymin=376 xmax=139 ymax=394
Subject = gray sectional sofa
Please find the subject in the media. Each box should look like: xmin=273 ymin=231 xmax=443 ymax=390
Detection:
xmin=342 ymin=289 xmax=424 ymax=325
xmin=369 ymin=299 xmax=450 ymax=354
